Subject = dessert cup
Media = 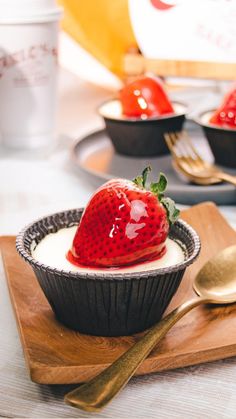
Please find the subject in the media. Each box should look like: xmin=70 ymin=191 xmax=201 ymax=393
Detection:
xmin=16 ymin=208 xmax=200 ymax=336
xmin=197 ymin=110 xmax=236 ymax=168
xmin=98 ymin=100 xmax=186 ymax=157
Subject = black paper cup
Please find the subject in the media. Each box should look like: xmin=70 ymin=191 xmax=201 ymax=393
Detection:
xmin=16 ymin=209 xmax=200 ymax=337
xmin=98 ymin=99 xmax=186 ymax=157
xmin=197 ymin=110 xmax=236 ymax=168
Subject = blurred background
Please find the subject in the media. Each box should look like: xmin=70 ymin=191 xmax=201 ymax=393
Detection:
xmin=1 ymin=0 xmax=236 ymax=234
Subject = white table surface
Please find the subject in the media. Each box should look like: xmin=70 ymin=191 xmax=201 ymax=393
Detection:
xmin=1 ymin=68 xmax=236 ymax=419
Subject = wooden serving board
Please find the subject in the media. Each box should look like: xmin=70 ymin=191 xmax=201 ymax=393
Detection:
xmin=1 ymin=202 xmax=236 ymax=385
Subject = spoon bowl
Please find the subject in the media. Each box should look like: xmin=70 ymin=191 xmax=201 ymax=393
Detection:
xmin=65 ymin=244 xmax=236 ymax=412
xmin=194 ymin=245 xmax=236 ymax=303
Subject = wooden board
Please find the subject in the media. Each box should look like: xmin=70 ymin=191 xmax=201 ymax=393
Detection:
xmin=1 ymin=202 xmax=236 ymax=385
xmin=123 ymin=53 xmax=236 ymax=80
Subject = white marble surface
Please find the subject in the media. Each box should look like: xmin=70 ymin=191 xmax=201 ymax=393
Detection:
xmin=0 ymin=69 xmax=236 ymax=418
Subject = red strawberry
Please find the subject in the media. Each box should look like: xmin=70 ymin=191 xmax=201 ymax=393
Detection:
xmin=120 ymin=76 xmax=174 ymax=118
xmin=210 ymin=86 xmax=236 ymax=128
xmin=67 ymin=168 xmax=179 ymax=268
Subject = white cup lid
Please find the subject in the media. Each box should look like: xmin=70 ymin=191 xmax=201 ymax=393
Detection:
xmin=0 ymin=0 xmax=63 ymax=24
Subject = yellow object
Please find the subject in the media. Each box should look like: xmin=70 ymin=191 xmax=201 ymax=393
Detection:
xmin=58 ymin=0 xmax=137 ymax=76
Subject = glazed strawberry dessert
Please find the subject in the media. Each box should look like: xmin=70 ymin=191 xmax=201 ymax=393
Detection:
xmin=209 ymin=85 xmax=236 ymax=129
xmin=32 ymin=169 xmax=184 ymax=272
xmin=23 ymin=168 xmax=200 ymax=337
xmin=67 ymin=167 xmax=179 ymax=269
xmin=119 ymin=76 xmax=175 ymax=118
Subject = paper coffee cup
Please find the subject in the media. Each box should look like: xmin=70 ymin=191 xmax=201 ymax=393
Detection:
xmin=0 ymin=0 xmax=63 ymax=149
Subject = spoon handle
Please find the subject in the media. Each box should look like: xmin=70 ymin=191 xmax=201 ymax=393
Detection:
xmin=65 ymin=296 xmax=208 ymax=412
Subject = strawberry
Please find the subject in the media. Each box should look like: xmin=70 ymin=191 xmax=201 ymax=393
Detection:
xmin=119 ymin=76 xmax=174 ymax=118
xmin=209 ymin=86 xmax=236 ymax=129
xmin=67 ymin=168 xmax=179 ymax=268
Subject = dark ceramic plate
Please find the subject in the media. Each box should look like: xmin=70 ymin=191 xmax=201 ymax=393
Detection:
xmin=71 ymin=120 xmax=236 ymax=205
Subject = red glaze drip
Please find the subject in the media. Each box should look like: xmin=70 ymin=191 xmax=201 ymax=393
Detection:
xmin=67 ymin=245 xmax=167 ymax=270
xmin=210 ymin=86 xmax=236 ymax=129
xmin=68 ymin=179 xmax=169 ymax=269
xmin=120 ymin=76 xmax=174 ymax=118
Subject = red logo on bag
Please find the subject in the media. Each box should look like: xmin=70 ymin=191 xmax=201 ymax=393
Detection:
xmin=0 ymin=44 xmax=57 ymax=79
xmin=150 ymin=0 xmax=176 ymax=11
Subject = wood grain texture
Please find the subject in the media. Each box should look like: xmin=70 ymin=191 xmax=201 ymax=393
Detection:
xmin=124 ymin=53 xmax=236 ymax=80
xmin=1 ymin=202 xmax=236 ymax=385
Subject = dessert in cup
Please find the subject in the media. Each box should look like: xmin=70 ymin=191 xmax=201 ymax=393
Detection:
xmin=99 ymin=76 xmax=186 ymax=157
xmin=16 ymin=168 xmax=200 ymax=336
xmin=197 ymin=85 xmax=236 ymax=168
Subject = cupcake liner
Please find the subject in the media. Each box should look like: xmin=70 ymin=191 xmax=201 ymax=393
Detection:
xmin=196 ymin=110 xmax=236 ymax=169
xmin=203 ymin=126 xmax=236 ymax=168
xmin=16 ymin=209 xmax=200 ymax=336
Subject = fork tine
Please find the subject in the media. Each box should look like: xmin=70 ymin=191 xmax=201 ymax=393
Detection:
xmin=176 ymin=132 xmax=205 ymax=172
xmin=166 ymin=132 xmax=227 ymax=185
xmin=164 ymin=132 xmax=175 ymax=149
xmin=181 ymin=131 xmax=204 ymax=163
xmin=174 ymin=131 xmax=205 ymax=170
xmin=163 ymin=132 xmax=172 ymax=149
xmin=164 ymin=133 xmax=180 ymax=160
xmin=172 ymin=132 xmax=188 ymax=157
xmin=172 ymin=131 xmax=192 ymax=158
xmin=165 ymin=131 xmax=203 ymax=173
xmin=170 ymin=132 xmax=185 ymax=159
xmin=165 ymin=132 xmax=195 ymax=166
xmin=171 ymin=132 xmax=198 ymax=167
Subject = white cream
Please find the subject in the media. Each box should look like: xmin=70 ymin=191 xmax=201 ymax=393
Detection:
xmin=99 ymin=99 xmax=186 ymax=120
xmin=200 ymin=110 xmax=214 ymax=125
xmin=31 ymin=226 xmax=185 ymax=274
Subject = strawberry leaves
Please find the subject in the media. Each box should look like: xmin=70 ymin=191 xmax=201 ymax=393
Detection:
xmin=133 ymin=167 xmax=179 ymax=226
xmin=150 ymin=172 xmax=167 ymax=198
xmin=161 ymin=197 xmax=180 ymax=226
xmin=133 ymin=166 xmax=151 ymax=188
xmin=150 ymin=171 xmax=179 ymax=225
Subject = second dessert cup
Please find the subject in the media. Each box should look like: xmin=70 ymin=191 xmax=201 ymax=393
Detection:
xmin=197 ymin=110 xmax=236 ymax=169
xmin=98 ymin=100 xmax=186 ymax=157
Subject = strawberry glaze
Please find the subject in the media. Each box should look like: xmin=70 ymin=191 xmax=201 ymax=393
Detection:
xmin=69 ymin=179 xmax=169 ymax=268
xmin=66 ymin=245 xmax=167 ymax=270
xmin=120 ymin=76 xmax=174 ymax=118
xmin=210 ymin=86 xmax=236 ymax=129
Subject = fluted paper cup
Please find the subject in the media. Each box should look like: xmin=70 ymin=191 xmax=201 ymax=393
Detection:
xmin=16 ymin=209 xmax=200 ymax=336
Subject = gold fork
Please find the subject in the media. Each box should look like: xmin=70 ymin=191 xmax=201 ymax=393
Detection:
xmin=164 ymin=131 xmax=236 ymax=187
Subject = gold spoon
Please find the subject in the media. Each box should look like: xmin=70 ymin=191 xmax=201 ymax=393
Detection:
xmin=65 ymin=245 xmax=236 ymax=412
